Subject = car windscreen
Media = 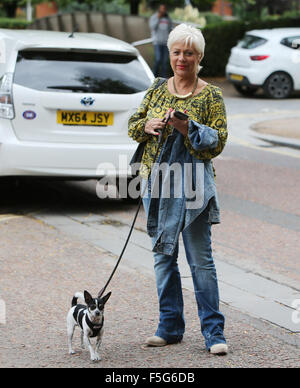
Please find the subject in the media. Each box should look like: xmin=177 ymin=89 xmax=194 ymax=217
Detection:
xmin=14 ymin=50 xmax=152 ymax=94
xmin=237 ymin=35 xmax=267 ymax=49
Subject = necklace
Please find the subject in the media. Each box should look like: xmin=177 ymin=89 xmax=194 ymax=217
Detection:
xmin=173 ymin=77 xmax=198 ymax=99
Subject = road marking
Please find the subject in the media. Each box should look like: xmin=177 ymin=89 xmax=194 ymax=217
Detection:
xmin=228 ymin=110 xmax=300 ymax=119
xmin=227 ymin=110 xmax=300 ymax=159
xmin=0 ymin=214 xmax=22 ymax=223
xmin=229 ymin=134 xmax=300 ymax=159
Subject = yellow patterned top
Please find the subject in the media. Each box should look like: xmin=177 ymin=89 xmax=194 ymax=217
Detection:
xmin=128 ymin=78 xmax=228 ymax=179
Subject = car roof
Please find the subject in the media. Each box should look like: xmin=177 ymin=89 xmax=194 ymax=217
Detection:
xmin=246 ymin=28 xmax=300 ymax=39
xmin=0 ymin=29 xmax=139 ymax=55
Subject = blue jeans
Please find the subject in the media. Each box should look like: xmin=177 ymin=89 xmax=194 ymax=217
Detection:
xmin=153 ymin=44 xmax=169 ymax=78
xmin=142 ymin=181 xmax=226 ymax=350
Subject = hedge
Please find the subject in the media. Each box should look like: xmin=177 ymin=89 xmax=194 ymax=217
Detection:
xmin=0 ymin=18 xmax=30 ymax=29
xmin=201 ymin=16 xmax=300 ymax=77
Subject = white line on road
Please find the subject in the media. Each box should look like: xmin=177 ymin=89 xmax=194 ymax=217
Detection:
xmin=0 ymin=214 xmax=23 ymax=223
xmin=228 ymin=110 xmax=300 ymax=120
xmin=229 ymin=134 xmax=300 ymax=159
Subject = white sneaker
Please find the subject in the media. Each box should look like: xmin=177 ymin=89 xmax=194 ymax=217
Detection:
xmin=146 ymin=336 xmax=167 ymax=347
xmin=209 ymin=343 xmax=228 ymax=355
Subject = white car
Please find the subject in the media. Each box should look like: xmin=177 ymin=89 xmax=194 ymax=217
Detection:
xmin=0 ymin=29 xmax=154 ymax=179
xmin=226 ymin=28 xmax=300 ymax=98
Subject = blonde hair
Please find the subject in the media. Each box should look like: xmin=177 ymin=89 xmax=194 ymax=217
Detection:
xmin=167 ymin=23 xmax=205 ymax=72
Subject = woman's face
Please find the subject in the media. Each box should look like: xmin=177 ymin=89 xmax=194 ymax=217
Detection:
xmin=169 ymin=41 xmax=202 ymax=78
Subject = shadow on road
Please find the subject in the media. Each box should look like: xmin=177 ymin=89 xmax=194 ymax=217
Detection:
xmin=0 ymin=178 xmax=136 ymax=217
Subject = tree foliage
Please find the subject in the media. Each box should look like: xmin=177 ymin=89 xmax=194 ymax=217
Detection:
xmin=1 ymin=0 xmax=297 ymax=18
xmin=1 ymin=1 xmax=19 ymax=18
xmin=149 ymin=1 xmax=216 ymax=12
xmin=231 ymin=0 xmax=296 ymax=20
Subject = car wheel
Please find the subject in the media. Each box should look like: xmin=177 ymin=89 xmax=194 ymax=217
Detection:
xmin=263 ymin=72 xmax=293 ymax=99
xmin=234 ymin=84 xmax=259 ymax=97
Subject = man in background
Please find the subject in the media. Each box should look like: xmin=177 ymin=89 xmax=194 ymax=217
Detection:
xmin=149 ymin=4 xmax=173 ymax=78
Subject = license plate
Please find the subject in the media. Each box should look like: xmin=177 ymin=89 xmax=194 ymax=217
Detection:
xmin=230 ymin=74 xmax=244 ymax=82
xmin=57 ymin=111 xmax=114 ymax=126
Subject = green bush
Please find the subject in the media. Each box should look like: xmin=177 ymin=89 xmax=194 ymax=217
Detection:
xmin=201 ymin=21 xmax=245 ymax=77
xmin=200 ymin=12 xmax=223 ymax=25
xmin=282 ymin=10 xmax=300 ymax=19
xmin=201 ymin=16 xmax=300 ymax=77
xmin=0 ymin=18 xmax=30 ymax=29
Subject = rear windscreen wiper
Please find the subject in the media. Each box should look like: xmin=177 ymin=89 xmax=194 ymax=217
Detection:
xmin=47 ymin=85 xmax=90 ymax=91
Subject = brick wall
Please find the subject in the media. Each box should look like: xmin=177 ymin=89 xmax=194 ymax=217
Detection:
xmin=36 ymin=2 xmax=58 ymax=19
xmin=212 ymin=0 xmax=232 ymax=16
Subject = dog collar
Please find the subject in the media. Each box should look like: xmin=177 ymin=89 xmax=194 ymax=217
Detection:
xmin=86 ymin=315 xmax=104 ymax=337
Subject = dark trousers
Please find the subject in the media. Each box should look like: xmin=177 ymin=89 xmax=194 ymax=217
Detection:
xmin=153 ymin=44 xmax=169 ymax=78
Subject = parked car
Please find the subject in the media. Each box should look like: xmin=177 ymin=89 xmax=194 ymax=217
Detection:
xmin=0 ymin=29 xmax=154 ymax=179
xmin=226 ymin=28 xmax=300 ymax=98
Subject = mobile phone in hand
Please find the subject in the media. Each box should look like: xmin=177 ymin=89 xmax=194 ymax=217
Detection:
xmin=174 ymin=111 xmax=189 ymax=120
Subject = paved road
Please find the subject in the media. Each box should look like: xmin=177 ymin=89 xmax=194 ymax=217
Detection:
xmin=0 ymin=213 xmax=300 ymax=368
xmin=0 ymin=82 xmax=300 ymax=368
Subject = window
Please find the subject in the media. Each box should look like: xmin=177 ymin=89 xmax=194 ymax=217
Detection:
xmin=14 ymin=50 xmax=151 ymax=94
xmin=281 ymin=36 xmax=300 ymax=50
xmin=238 ymin=35 xmax=267 ymax=49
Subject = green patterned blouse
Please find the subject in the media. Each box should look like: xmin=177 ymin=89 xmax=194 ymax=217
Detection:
xmin=128 ymin=78 xmax=228 ymax=179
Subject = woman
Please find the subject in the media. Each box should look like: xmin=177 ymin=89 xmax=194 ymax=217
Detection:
xmin=128 ymin=24 xmax=228 ymax=355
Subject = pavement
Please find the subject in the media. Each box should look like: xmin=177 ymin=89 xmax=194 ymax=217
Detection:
xmin=0 ymin=214 xmax=300 ymax=368
xmin=252 ymin=118 xmax=300 ymax=140
xmin=203 ymin=77 xmax=300 ymax=150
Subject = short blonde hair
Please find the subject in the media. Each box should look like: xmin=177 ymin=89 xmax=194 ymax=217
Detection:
xmin=167 ymin=23 xmax=205 ymax=72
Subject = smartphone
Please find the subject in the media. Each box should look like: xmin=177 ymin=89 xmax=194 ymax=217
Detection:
xmin=174 ymin=111 xmax=189 ymax=120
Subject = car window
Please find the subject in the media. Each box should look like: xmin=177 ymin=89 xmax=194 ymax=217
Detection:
xmin=281 ymin=36 xmax=300 ymax=49
xmin=13 ymin=50 xmax=152 ymax=94
xmin=237 ymin=35 xmax=267 ymax=49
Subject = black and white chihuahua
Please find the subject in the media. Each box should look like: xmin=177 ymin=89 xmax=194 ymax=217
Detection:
xmin=67 ymin=290 xmax=111 ymax=361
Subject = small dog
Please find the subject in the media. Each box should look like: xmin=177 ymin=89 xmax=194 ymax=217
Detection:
xmin=67 ymin=290 xmax=111 ymax=361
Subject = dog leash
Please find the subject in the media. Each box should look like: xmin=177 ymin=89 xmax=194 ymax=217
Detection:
xmin=98 ymin=116 xmax=170 ymax=297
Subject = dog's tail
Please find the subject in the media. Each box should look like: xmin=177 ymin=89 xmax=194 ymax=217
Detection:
xmin=72 ymin=292 xmax=84 ymax=307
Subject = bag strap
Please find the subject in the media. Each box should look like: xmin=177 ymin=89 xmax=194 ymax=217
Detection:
xmin=154 ymin=77 xmax=167 ymax=90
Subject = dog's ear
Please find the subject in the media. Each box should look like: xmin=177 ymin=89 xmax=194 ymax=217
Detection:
xmin=101 ymin=291 xmax=112 ymax=305
xmin=84 ymin=290 xmax=93 ymax=305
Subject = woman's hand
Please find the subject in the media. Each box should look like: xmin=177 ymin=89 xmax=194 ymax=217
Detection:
xmin=144 ymin=118 xmax=166 ymax=136
xmin=167 ymin=108 xmax=189 ymax=137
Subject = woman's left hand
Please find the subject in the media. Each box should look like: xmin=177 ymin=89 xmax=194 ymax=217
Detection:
xmin=166 ymin=108 xmax=188 ymax=137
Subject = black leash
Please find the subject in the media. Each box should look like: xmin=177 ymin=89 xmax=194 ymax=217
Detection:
xmin=98 ymin=116 xmax=170 ymax=298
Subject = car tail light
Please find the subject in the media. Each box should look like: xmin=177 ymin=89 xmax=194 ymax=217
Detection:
xmin=0 ymin=73 xmax=15 ymax=119
xmin=250 ymin=55 xmax=270 ymax=61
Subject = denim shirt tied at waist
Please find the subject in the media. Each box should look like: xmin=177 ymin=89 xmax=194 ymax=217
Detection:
xmin=145 ymin=119 xmax=221 ymax=256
